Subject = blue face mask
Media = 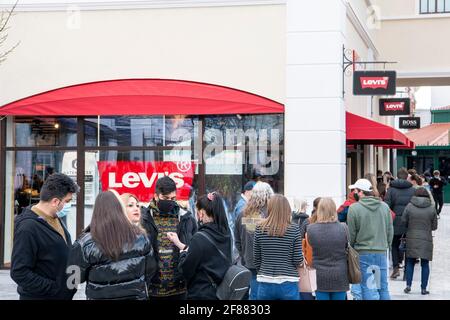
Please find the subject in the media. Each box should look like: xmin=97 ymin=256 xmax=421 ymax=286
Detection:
xmin=57 ymin=203 xmax=72 ymax=218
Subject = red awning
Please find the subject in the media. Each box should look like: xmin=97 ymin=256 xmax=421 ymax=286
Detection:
xmin=377 ymin=139 xmax=416 ymax=149
xmin=0 ymin=79 xmax=284 ymax=116
xmin=346 ymin=112 xmax=414 ymax=149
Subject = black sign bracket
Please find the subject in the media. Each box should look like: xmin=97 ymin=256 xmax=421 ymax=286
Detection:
xmin=342 ymin=46 xmax=397 ymax=97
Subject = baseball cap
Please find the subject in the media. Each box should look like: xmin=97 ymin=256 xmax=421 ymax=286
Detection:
xmin=243 ymin=181 xmax=256 ymax=192
xmin=348 ymin=179 xmax=373 ymax=192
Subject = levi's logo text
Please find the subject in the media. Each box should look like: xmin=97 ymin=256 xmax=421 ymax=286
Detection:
xmin=360 ymin=77 xmax=389 ymax=89
xmin=384 ymin=102 xmax=405 ymax=111
xmin=97 ymin=161 xmax=195 ymax=201
xmin=353 ymin=71 xmax=396 ymax=96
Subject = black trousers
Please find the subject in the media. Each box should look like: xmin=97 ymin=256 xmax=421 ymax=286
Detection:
xmin=433 ymin=192 xmax=444 ymax=214
xmin=391 ymin=234 xmax=404 ymax=268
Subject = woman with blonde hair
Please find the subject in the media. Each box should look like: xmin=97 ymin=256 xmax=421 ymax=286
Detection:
xmin=306 ymin=197 xmax=349 ymax=300
xmin=234 ymin=181 xmax=274 ymax=299
xmin=364 ymin=173 xmax=380 ymax=198
xmin=120 ymin=193 xmax=142 ymax=226
xmin=291 ymin=198 xmax=309 ymax=225
xmin=253 ymin=194 xmax=303 ymax=300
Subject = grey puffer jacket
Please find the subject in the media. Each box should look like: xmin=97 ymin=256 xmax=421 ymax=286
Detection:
xmin=384 ymin=179 xmax=415 ymax=235
xmin=402 ymin=196 xmax=438 ymax=261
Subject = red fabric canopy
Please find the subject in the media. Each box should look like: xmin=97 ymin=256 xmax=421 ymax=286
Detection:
xmin=346 ymin=112 xmax=414 ymax=148
xmin=0 ymin=79 xmax=284 ymax=116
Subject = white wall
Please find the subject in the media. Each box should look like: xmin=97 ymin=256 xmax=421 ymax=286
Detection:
xmin=431 ymin=87 xmax=450 ymax=107
xmin=0 ymin=4 xmax=286 ymax=105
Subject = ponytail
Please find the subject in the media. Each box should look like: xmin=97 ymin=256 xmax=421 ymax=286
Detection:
xmin=196 ymin=192 xmax=230 ymax=235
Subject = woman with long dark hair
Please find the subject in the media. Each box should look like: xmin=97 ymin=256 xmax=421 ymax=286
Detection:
xmin=167 ymin=192 xmax=232 ymax=300
xmin=67 ymin=190 xmax=157 ymax=300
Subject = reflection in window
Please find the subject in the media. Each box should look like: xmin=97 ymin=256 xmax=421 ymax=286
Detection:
xmin=13 ymin=117 xmax=77 ymax=147
xmin=84 ymin=116 xmax=164 ymax=146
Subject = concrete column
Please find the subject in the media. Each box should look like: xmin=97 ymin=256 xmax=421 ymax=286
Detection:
xmin=285 ymin=0 xmax=347 ymax=209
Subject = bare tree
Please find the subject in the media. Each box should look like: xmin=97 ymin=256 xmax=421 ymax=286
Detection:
xmin=0 ymin=0 xmax=20 ymax=65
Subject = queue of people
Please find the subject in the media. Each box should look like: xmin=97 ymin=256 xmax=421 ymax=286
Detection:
xmin=9 ymin=167 xmax=440 ymax=300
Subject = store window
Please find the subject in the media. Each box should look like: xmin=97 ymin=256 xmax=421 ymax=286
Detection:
xmin=10 ymin=117 xmax=77 ymax=147
xmin=5 ymin=150 xmax=78 ymax=255
xmin=3 ymin=114 xmax=283 ymax=265
xmin=203 ymin=114 xmax=284 ymax=219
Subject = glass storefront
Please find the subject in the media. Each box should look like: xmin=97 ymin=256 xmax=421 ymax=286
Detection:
xmin=1 ymin=114 xmax=283 ymax=266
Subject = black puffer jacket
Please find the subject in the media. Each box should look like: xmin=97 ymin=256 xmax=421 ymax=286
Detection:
xmin=67 ymin=231 xmax=157 ymax=300
xmin=179 ymin=223 xmax=232 ymax=300
xmin=384 ymin=179 xmax=415 ymax=235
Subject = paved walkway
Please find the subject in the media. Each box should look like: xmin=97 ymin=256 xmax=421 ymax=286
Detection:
xmin=1 ymin=205 xmax=450 ymax=300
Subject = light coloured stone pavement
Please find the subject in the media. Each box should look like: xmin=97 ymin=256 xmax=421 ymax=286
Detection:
xmin=1 ymin=205 xmax=449 ymax=300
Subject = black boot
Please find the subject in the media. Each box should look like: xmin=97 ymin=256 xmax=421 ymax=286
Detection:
xmin=421 ymin=288 xmax=430 ymax=295
xmin=404 ymin=286 xmax=411 ymax=294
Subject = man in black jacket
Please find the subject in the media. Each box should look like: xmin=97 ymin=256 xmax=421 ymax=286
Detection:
xmin=141 ymin=176 xmax=197 ymax=300
xmin=10 ymin=173 xmax=80 ymax=300
xmin=429 ymin=170 xmax=447 ymax=217
xmin=384 ymin=168 xmax=415 ymax=280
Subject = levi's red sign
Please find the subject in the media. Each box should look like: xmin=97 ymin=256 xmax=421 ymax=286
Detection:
xmin=353 ymin=71 xmax=396 ymax=95
xmin=360 ymin=77 xmax=389 ymax=89
xmin=97 ymin=161 xmax=195 ymax=201
xmin=379 ymin=98 xmax=410 ymax=116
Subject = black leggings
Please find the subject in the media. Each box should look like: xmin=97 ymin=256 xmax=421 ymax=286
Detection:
xmin=391 ymin=235 xmax=404 ymax=268
xmin=433 ymin=193 xmax=444 ymax=214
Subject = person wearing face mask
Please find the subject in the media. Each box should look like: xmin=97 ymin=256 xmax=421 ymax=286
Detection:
xmin=120 ymin=193 xmax=141 ymax=226
xmin=141 ymin=176 xmax=197 ymax=300
xmin=167 ymin=192 xmax=232 ymax=300
xmin=11 ymin=173 xmax=80 ymax=300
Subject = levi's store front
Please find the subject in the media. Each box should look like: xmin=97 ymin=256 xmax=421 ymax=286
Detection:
xmin=0 ymin=79 xmax=284 ymax=267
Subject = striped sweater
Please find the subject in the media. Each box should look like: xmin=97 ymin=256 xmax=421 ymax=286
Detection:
xmin=253 ymin=224 xmax=303 ymax=281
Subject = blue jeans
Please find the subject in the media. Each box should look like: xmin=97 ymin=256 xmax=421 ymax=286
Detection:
xmin=359 ymin=252 xmax=390 ymax=300
xmin=249 ymin=270 xmax=259 ymax=300
xmin=256 ymin=282 xmax=300 ymax=300
xmin=315 ymin=291 xmax=347 ymax=300
xmin=406 ymin=258 xmax=430 ymax=289
xmin=351 ymin=283 xmax=362 ymax=300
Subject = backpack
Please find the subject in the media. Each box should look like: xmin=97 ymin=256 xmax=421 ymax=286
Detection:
xmin=198 ymin=232 xmax=252 ymax=300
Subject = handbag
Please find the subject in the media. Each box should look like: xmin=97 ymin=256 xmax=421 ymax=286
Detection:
xmin=298 ymin=263 xmax=317 ymax=293
xmin=342 ymin=224 xmax=362 ymax=284
xmin=302 ymin=233 xmax=313 ymax=266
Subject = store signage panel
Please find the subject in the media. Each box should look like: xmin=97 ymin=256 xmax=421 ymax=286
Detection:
xmin=353 ymin=71 xmax=397 ymax=95
xmin=379 ymin=98 xmax=411 ymax=116
xmin=97 ymin=161 xmax=195 ymax=201
xmin=399 ymin=117 xmax=420 ymax=129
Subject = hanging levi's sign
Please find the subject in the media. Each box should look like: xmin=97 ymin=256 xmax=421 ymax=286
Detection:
xmin=97 ymin=161 xmax=195 ymax=201
xmin=353 ymin=71 xmax=397 ymax=95
xmin=379 ymin=98 xmax=411 ymax=116
xmin=399 ymin=117 xmax=420 ymax=129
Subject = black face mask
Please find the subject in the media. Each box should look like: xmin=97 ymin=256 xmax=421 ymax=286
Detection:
xmin=353 ymin=192 xmax=360 ymax=202
xmin=157 ymin=199 xmax=180 ymax=215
